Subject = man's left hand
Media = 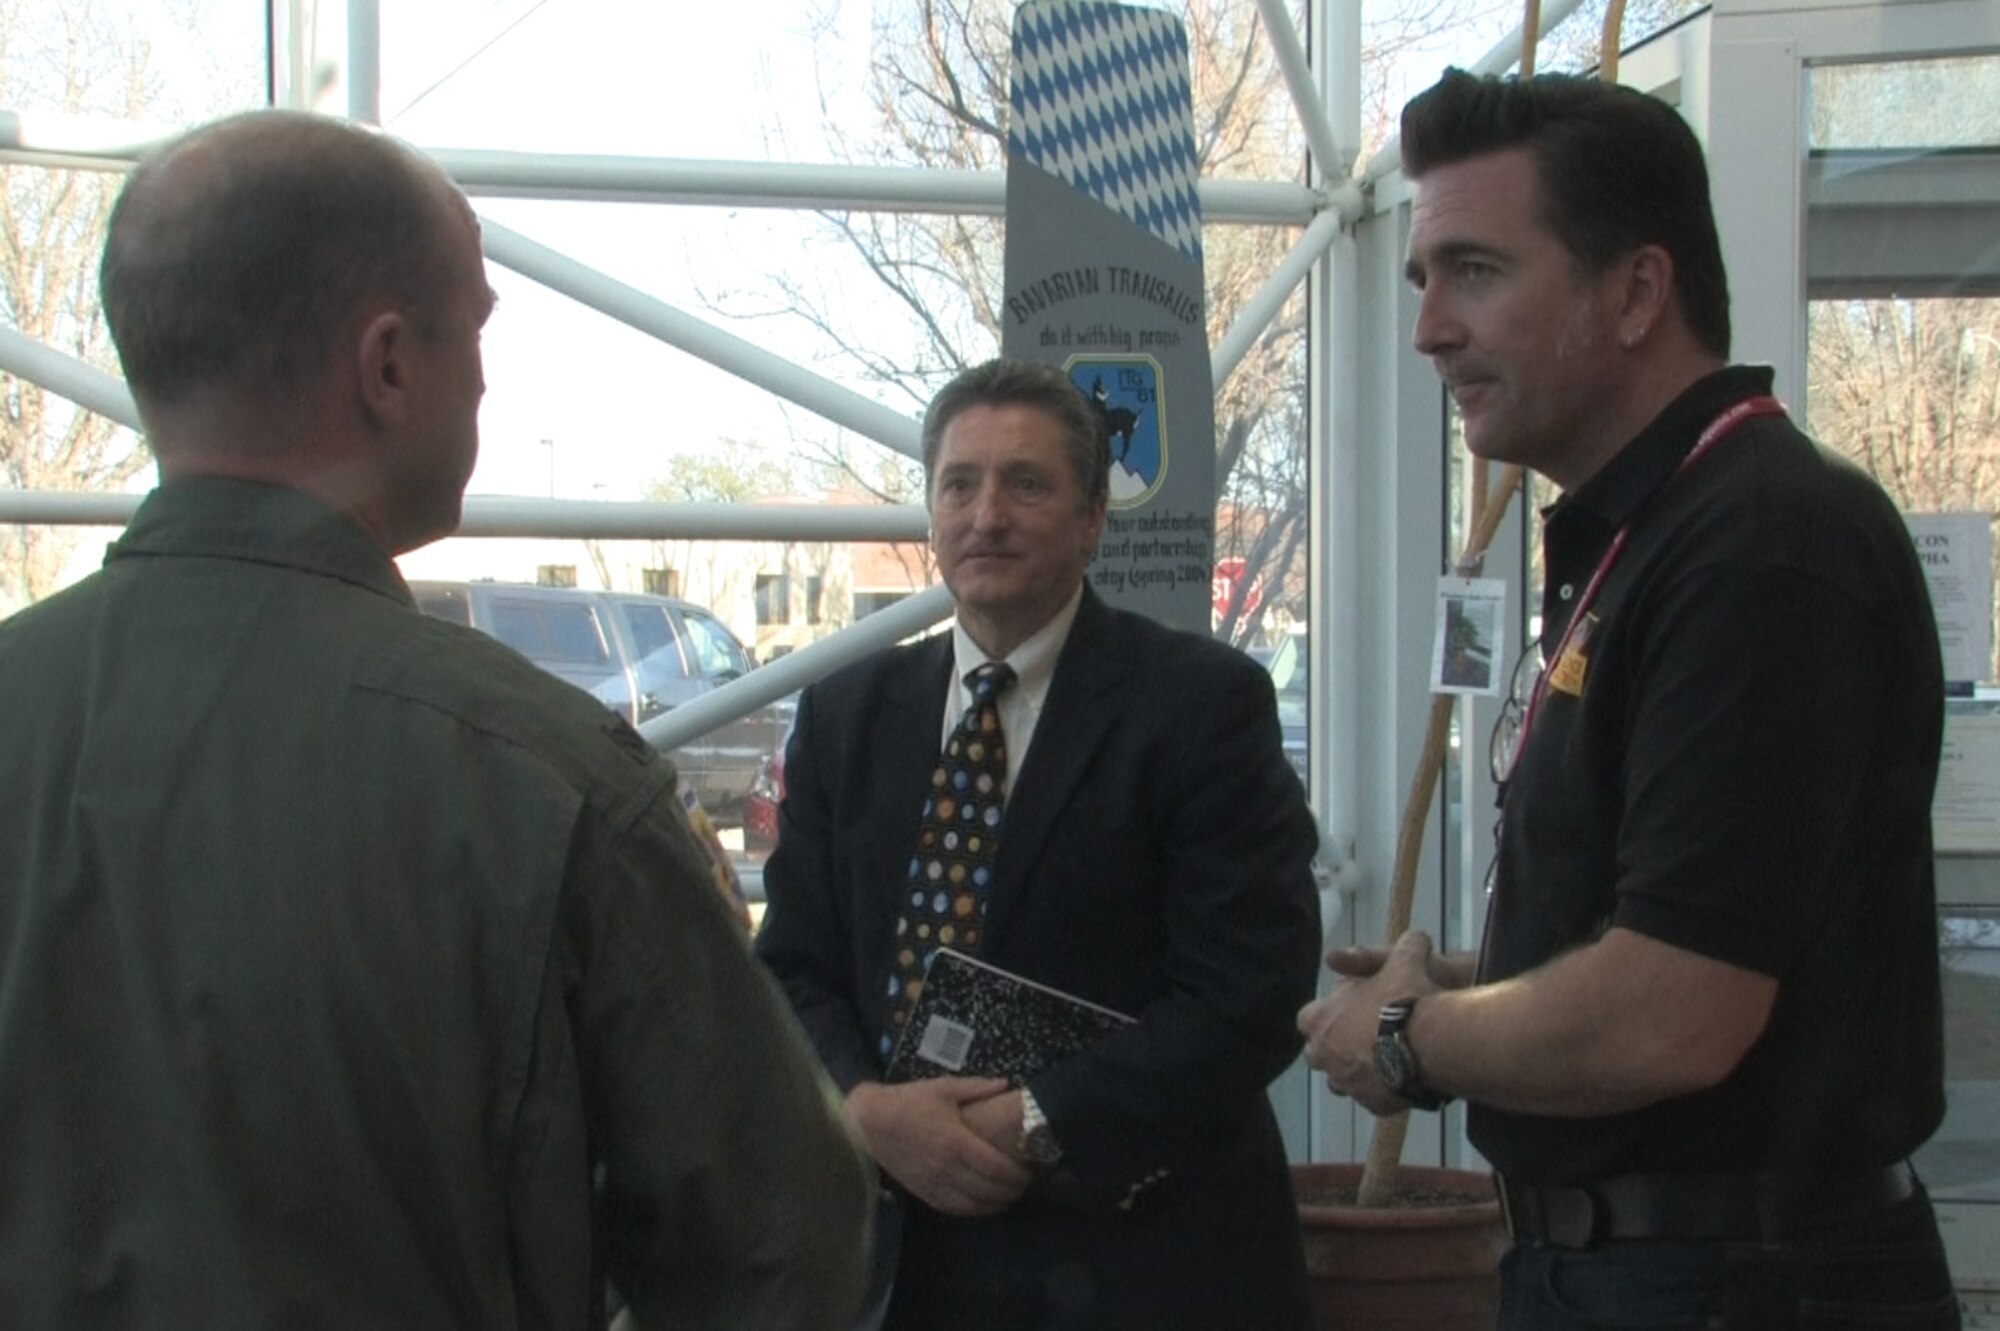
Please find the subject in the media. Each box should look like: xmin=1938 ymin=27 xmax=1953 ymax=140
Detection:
xmin=1297 ymin=929 xmax=1442 ymax=1115
xmin=960 ymin=1087 xmax=1026 ymax=1163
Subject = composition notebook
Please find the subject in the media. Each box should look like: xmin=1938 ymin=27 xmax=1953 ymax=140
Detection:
xmin=884 ymin=948 xmax=1136 ymax=1084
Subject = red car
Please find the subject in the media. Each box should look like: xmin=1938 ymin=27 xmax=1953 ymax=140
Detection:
xmin=742 ymin=737 xmax=787 ymax=857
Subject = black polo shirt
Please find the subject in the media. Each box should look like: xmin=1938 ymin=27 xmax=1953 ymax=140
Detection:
xmin=1472 ymin=366 xmax=1947 ymax=1184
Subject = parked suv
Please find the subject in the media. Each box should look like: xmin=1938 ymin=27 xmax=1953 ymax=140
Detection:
xmin=409 ymin=580 xmax=790 ymax=824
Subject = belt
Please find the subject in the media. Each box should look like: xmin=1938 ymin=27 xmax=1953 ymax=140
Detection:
xmin=1496 ymin=1160 xmax=1916 ymax=1248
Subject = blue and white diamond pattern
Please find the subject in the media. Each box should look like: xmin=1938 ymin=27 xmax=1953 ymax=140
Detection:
xmin=1010 ymin=0 xmax=1203 ymax=262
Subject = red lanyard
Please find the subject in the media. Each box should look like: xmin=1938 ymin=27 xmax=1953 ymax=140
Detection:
xmin=1500 ymin=394 xmax=1785 ymax=783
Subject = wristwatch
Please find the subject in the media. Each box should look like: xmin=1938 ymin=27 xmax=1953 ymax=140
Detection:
xmin=1373 ymin=998 xmax=1450 ymax=1111
xmin=1020 ymin=1087 xmax=1063 ymax=1166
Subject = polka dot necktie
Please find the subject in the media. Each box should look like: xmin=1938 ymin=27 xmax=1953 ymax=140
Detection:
xmin=881 ymin=661 xmax=1015 ymax=1063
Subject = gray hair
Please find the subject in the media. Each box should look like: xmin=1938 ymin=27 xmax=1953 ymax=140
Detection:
xmin=920 ymin=358 xmax=1110 ymax=510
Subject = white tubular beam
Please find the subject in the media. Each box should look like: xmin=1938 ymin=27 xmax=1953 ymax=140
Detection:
xmin=1213 ymin=207 xmax=1345 ymax=389
xmin=439 ymin=152 xmax=998 ymax=212
xmin=0 ymin=117 xmax=1324 ymax=227
xmin=453 ymin=497 xmax=929 ymax=541
xmin=479 ymin=217 xmax=926 ymax=461
xmin=0 ymin=490 xmax=932 ymax=543
xmin=0 ymin=326 xmax=140 ymax=430
xmin=1254 ymin=0 xmax=1353 ymax=181
xmin=436 ymin=150 xmax=1322 ymax=225
xmin=1321 ymin=229 xmax=1363 ymax=890
xmin=347 ymin=0 xmax=381 ymax=125
xmin=1324 ymin=0 xmax=1363 ymax=182
xmin=0 ymin=492 xmax=139 ymax=525
xmin=0 ymin=110 xmax=175 ymax=169
xmin=640 ymin=583 xmax=955 ymax=751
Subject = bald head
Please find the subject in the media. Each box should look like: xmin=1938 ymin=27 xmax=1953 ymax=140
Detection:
xmin=101 ymin=111 xmax=494 ymax=554
xmin=101 ymin=111 xmax=466 ymax=425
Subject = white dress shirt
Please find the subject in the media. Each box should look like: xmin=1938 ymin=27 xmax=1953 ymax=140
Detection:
xmin=941 ymin=582 xmax=1085 ymax=796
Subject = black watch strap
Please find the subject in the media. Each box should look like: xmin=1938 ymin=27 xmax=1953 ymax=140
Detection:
xmin=1374 ymin=997 xmax=1450 ymax=1112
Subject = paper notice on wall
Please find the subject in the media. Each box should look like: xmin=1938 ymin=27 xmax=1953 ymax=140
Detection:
xmin=1906 ymin=513 xmax=1995 ymax=685
xmin=1430 ymin=577 xmax=1508 ymax=697
xmin=1935 ymin=709 xmax=2000 ymax=854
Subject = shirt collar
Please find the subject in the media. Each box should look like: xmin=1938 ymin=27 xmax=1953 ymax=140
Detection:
xmin=951 ymin=581 xmax=1084 ymax=711
xmin=108 ymin=476 xmax=414 ymax=605
xmin=1553 ymin=365 xmax=1778 ymax=531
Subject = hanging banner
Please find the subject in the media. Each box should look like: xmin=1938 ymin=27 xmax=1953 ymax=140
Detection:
xmin=1003 ymin=0 xmax=1216 ymax=633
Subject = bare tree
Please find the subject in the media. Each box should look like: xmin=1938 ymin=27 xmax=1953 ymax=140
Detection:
xmin=627 ymin=448 xmax=802 ymax=616
xmin=0 ymin=0 xmax=161 ymax=611
xmin=1810 ymin=299 xmax=2000 ymax=511
xmin=1536 ymin=0 xmax=1704 ymax=75
xmin=0 ymin=0 xmax=259 ymax=614
xmin=1809 ymin=297 xmax=2000 ymax=678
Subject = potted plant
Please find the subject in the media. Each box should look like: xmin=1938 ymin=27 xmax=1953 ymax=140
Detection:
xmin=1289 ymin=467 xmax=1525 ymax=1328
xmin=1293 ymin=1157 xmax=1507 ymax=1329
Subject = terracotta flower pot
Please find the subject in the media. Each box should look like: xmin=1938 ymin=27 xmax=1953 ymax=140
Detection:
xmin=1292 ymin=1162 xmax=1509 ymax=1331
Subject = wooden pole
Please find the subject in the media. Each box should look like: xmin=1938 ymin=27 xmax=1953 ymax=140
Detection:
xmin=1351 ymin=0 xmax=1629 ymax=1210
xmin=1355 ymin=467 xmax=1523 ymax=1206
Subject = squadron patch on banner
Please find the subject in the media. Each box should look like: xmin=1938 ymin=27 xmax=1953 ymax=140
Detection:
xmin=1067 ymin=356 xmax=1166 ymax=509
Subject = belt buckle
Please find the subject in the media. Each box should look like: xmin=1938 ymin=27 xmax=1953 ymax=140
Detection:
xmin=1498 ymin=1173 xmax=1599 ymax=1249
xmin=1543 ymin=1184 xmax=1599 ymax=1248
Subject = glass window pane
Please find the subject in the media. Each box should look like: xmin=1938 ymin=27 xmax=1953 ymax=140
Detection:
xmin=1808 ymin=59 xmax=2000 ymax=1267
xmin=0 ymin=0 xmax=265 ymax=614
xmin=682 ymin=609 xmax=749 ymax=679
xmin=489 ymin=598 xmax=610 ymax=667
xmin=623 ymin=604 xmax=675 ymax=661
xmin=1810 ymin=54 xmax=2000 ymax=150
xmin=1806 ymin=55 xmax=2000 ymax=690
xmin=1915 ymin=908 xmax=2000 ymax=1205
xmin=379 ymin=5 xmax=871 ymax=156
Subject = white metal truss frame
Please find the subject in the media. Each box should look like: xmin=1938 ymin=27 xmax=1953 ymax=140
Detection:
xmin=0 ymin=0 xmax=1584 ymax=566
xmin=0 ymin=0 xmax=1650 ymax=1167
xmin=0 ymin=0 xmax=1377 ymax=774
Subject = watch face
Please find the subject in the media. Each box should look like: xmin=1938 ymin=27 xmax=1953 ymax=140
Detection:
xmin=1373 ymin=1035 xmax=1416 ymax=1096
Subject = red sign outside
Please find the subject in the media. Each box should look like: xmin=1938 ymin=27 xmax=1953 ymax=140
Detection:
xmin=1211 ymin=556 xmax=1262 ymax=620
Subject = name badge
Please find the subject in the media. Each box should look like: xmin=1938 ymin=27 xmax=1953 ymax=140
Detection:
xmin=1546 ymin=613 xmax=1598 ymax=697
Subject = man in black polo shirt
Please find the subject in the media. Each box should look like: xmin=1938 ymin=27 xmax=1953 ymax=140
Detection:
xmin=1298 ymin=69 xmax=1959 ymax=1327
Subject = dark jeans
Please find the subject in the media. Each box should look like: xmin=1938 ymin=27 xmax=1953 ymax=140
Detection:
xmin=1496 ymin=1190 xmax=1961 ymax=1330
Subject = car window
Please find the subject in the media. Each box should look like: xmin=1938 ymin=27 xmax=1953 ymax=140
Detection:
xmin=631 ymin=639 xmax=694 ymax=684
xmin=680 ymin=608 xmax=751 ymax=680
xmin=489 ymin=598 xmax=612 ymax=667
xmin=622 ymin=602 xmax=677 ymax=662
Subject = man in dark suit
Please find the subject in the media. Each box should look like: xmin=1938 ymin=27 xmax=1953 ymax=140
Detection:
xmin=756 ymin=358 xmax=1320 ymax=1331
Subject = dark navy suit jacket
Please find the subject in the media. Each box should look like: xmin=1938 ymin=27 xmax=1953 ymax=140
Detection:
xmin=756 ymin=585 xmax=1320 ymax=1331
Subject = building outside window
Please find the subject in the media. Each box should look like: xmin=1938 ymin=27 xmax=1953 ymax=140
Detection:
xmin=754 ymin=573 xmax=790 ymax=625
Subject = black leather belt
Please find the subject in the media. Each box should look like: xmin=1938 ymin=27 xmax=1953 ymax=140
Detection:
xmin=1496 ymin=1160 xmax=1916 ymax=1248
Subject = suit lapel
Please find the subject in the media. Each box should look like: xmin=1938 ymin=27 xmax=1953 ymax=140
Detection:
xmin=983 ymin=588 xmax=1125 ymax=954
